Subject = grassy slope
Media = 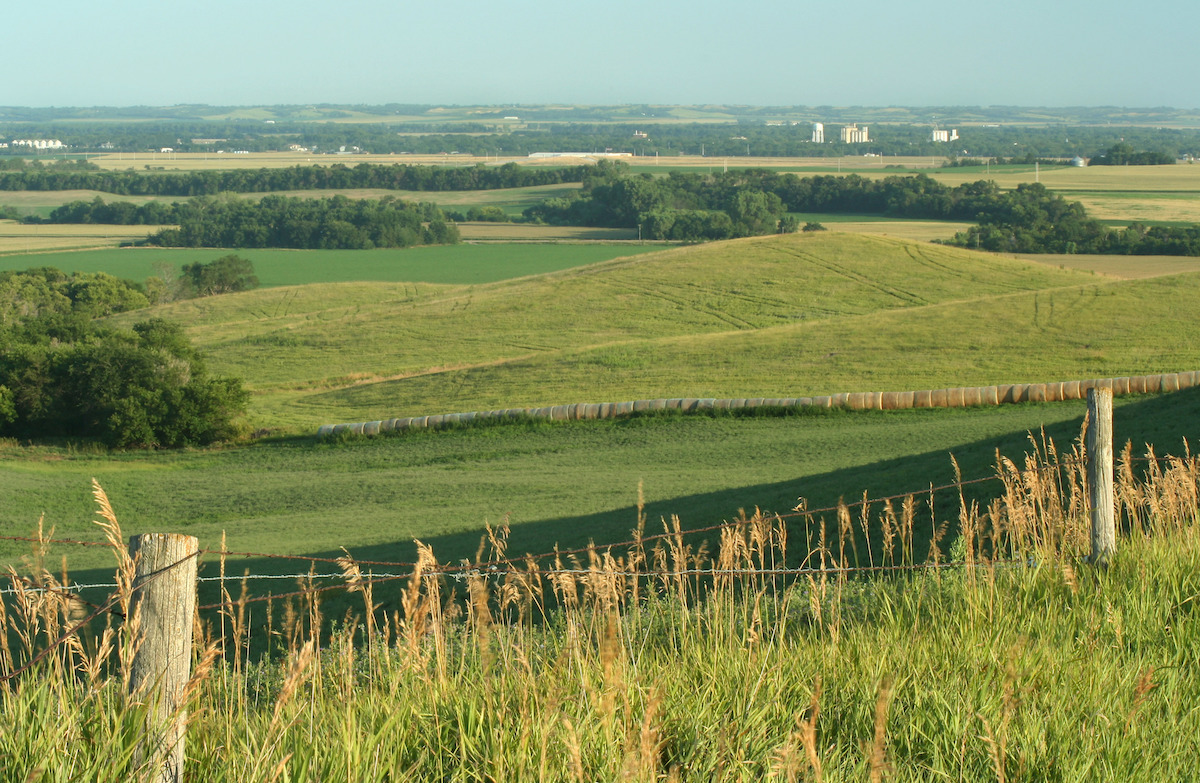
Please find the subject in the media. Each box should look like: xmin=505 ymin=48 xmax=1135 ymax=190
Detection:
xmin=110 ymin=233 xmax=1098 ymax=429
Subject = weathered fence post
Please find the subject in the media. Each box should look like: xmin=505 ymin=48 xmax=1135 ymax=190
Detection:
xmin=1086 ymin=387 xmax=1115 ymax=566
xmin=128 ymin=533 xmax=199 ymax=783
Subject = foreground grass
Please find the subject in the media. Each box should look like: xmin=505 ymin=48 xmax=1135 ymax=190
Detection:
xmin=3 ymin=451 xmax=1198 ymax=781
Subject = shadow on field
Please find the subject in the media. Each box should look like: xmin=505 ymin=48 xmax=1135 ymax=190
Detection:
xmin=58 ymin=387 xmax=1200 ymax=625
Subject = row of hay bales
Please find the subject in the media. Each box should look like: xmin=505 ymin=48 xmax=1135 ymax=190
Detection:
xmin=317 ymin=371 xmax=1200 ymax=438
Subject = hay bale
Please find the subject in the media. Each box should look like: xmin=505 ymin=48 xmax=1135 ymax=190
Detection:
xmin=317 ymin=425 xmax=334 ymax=437
xmin=363 ymin=421 xmax=381 ymax=436
xmin=830 ymin=393 xmax=849 ymax=408
xmin=649 ymin=399 xmax=667 ymax=411
xmin=697 ymin=399 xmax=716 ymax=410
xmin=979 ymin=386 xmax=999 ymax=406
xmin=681 ymin=398 xmax=699 ymax=411
xmin=665 ymin=398 xmax=684 ymax=410
xmin=961 ymin=387 xmax=981 ymax=407
xmin=1112 ymin=377 xmax=1130 ymax=395
xmin=1062 ymin=381 xmax=1081 ymax=400
xmin=1162 ymin=373 xmax=1180 ymax=393
xmin=615 ymin=401 xmax=635 ymax=416
xmin=928 ymin=389 xmax=949 ymax=407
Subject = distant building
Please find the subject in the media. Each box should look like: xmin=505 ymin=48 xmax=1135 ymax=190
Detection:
xmin=12 ymin=139 xmax=65 ymax=150
xmin=840 ymin=124 xmax=869 ymax=143
xmin=812 ymin=122 xmax=824 ymax=143
xmin=1071 ymin=155 xmax=1087 ymax=167
xmin=633 ymin=130 xmax=648 ymax=138
xmin=931 ymin=128 xmax=959 ymax=143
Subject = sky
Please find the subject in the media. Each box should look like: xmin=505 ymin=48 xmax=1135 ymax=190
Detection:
xmin=4 ymin=0 xmax=1197 ymax=109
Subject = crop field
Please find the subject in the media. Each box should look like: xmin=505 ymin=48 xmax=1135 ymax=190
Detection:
xmin=0 ymin=242 xmax=662 ymax=286
xmin=1016 ymin=252 xmax=1200 ymax=279
xmin=0 ymin=221 xmax=162 ymax=254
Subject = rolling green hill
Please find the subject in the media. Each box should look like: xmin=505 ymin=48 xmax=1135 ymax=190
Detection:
xmin=112 ymin=232 xmax=1112 ymax=430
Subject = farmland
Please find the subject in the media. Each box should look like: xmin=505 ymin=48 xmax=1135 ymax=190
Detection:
xmin=5 ymin=125 xmax=1200 ymax=779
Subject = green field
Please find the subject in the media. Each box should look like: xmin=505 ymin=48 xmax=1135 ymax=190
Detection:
xmin=95 ymin=232 xmax=1196 ymax=430
xmin=5 ymin=389 xmax=1198 ymax=580
xmin=0 ymin=243 xmax=664 ymax=286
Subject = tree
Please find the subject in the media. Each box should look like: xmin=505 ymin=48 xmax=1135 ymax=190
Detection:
xmin=181 ymin=255 xmax=260 ymax=297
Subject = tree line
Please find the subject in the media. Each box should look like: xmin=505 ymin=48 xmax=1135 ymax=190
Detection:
xmin=524 ymin=162 xmax=1200 ymax=254
xmin=40 ymin=194 xmax=460 ymax=249
xmin=3 ymin=118 xmax=1195 ymax=159
xmin=0 ymin=160 xmax=589 ymax=197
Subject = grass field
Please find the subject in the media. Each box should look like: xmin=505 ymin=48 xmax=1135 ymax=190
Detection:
xmin=94 ymin=232 xmax=1196 ymax=430
xmin=4 ymin=388 xmax=1197 ymax=578
xmin=0 ymin=243 xmax=663 ymax=286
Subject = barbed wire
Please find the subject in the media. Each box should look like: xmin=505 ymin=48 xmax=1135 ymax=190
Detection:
xmin=0 ymin=549 xmax=200 ymax=683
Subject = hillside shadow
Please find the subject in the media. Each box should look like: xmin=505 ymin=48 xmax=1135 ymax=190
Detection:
xmin=57 ymin=387 xmax=1200 ymax=619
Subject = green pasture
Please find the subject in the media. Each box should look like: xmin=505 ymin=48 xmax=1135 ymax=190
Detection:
xmin=102 ymin=231 xmax=1193 ymax=431
xmin=4 ymin=388 xmax=1197 ymax=583
xmin=0 ymin=243 xmax=663 ymax=286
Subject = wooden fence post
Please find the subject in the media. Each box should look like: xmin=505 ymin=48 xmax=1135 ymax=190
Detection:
xmin=1087 ymin=387 xmax=1115 ymax=566
xmin=128 ymin=533 xmax=199 ymax=783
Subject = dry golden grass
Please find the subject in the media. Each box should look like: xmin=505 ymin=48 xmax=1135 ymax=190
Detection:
xmin=1069 ymin=194 xmax=1200 ymax=223
xmin=1014 ymin=253 xmax=1200 ymax=279
xmin=826 ymin=220 xmax=974 ymax=242
xmin=457 ymin=223 xmax=639 ymax=241
xmin=0 ymin=222 xmax=162 ymax=254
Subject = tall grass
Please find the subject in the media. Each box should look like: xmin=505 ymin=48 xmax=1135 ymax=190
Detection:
xmin=2 ymin=438 xmax=1198 ymax=781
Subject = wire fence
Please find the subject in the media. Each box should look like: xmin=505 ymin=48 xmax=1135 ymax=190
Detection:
xmin=4 ymin=408 xmax=1197 ymax=684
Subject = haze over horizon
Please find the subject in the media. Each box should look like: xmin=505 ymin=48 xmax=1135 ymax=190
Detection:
xmin=4 ymin=0 xmax=1197 ymax=110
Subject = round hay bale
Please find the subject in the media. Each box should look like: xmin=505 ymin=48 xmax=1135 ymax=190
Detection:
xmin=846 ymin=392 xmax=869 ymax=410
xmin=395 ymin=417 xmax=414 ymax=430
xmin=428 ymin=415 xmax=446 ymax=428
xmin=979 ymin=386 xmax=999 ymax=406
xmin=995 ymin=384 xmax=1015 ymax=403
xmin=548 ymin=406 xmax=566 ymax=421
xmin=363 ymin=421 xmax=381 ymax=436
xmin=962 ymin=387 xmax=982 ymax=407
xmin=1061 ymin=381 xmax=1081 ymax=400
xmin=647 ymin=399 xmax=666 ymax=411
xmin=1127 ymin=376 xmax=1147 ymax=394
xmin=746 ymin=398 xmax=765 ymax=408
xmin=411 ymin=416 xmax=428 ymax=429
xmin=929 ymin=389 xmax=949 ymax=407
xmin=1027 ymin=384 xmax=1046 ymax=403
xmin=632 ymin=400 xmax=649 ymax=413
xmin=1048 ymin=383 xmax=1066 ymax=402
xmin=697 ymin=399 xmax=716 ymax=410
xmin=681 ymin=398 xmax=699 ymax=411
xmin=615 ymin=401 xmax=635 ymax=416
xmin=664 ymin=398 xmax=683 ymax=410
xmin=1112 ymin=377 xmax=1130 ymax=395
xmin=831 ymin=393 xmax=849 ymax=408
xmin=583 ymin=403 xmax=601 ymax=419
xmin=348 ymin=423 xmax=366 ymax=436
xmin=1162 ymin=373 xmax=1180 ymax=393
xmin=461 ymin=412 xmax=477 ymax=424
xmin=317 ymin=425 xmax=334 ymax=437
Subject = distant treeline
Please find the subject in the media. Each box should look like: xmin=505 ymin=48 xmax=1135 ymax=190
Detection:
xmin=528 ymin=162 xmax=1200 ymax=254
xmin=40 ymin=193 xmax=459 ymax=249
xmin=142 ymin=195 xmax=459 ymax=249
xmin=2 ymin=119 xmax=1197 ymax=159
xmin=0 ymin=160 xmax=587 ymax=196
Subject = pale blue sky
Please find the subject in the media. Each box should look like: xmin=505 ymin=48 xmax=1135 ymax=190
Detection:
xmin=5 ymin=0 xmax=1196 ymax=108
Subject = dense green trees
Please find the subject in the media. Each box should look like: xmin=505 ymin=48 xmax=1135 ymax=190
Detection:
xmin=0 ymin=269 xmax=247 ymax=448
xmin=181 ymin=255 xmax=259 ymax=296
xmin=2 ymin=162 xmax=590 ymax=198
xmin=1090 ymin=142 xmax=1176 ymax=166
xmin=41 ymin=194 xmax=460 ymax=249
